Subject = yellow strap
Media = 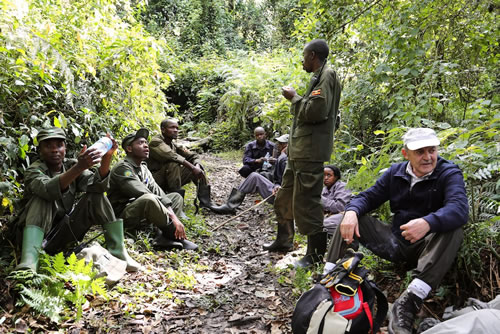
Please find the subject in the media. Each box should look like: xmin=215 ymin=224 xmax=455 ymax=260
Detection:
xmin=348 ymin=272 xmax=363 ymax=282
xmin=335 ymin=283 xmax=357 ymax=297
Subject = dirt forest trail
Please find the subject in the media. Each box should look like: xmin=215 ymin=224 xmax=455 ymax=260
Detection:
xmin=149 ymin=152 xmax=300 ymax=333
xmin=0 ymin=153 xmax=442 ymax=333
xmin=54 ymin=153 xmax=303 ymax=333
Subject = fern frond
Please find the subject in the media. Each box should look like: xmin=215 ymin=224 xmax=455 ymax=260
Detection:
xmin=471 ymin=161 xmax=500 ymax=180
xmin=91 ymin=277 xmax=108 ymax=300
xmin=66 ymin=253 xmax=78 ymax=271
xmin=19 ymin=285 xmax=65 ymax=323
xmin=53 ymin=252 xmax=68 ymax=274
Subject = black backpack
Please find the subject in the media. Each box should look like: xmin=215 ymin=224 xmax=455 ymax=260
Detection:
xmin=292 ymin=251 xmax=388 ymax=334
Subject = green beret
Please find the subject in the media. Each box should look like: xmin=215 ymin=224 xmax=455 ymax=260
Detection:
xmin=122 ymin=128 xmax=149 ymax=150
xmin=37 ymin=127 xmax=66 ymax=144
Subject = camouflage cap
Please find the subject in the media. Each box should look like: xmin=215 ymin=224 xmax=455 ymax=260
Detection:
xmin=37 ymin=127 xmax=66 ymax=144
xmin=122 ymin=128 xmax=149 ymax=150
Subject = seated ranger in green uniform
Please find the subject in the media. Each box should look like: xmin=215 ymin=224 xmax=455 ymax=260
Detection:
xmin=108 ymin=128 xmax=198 ymax=250
xmin=15 ymin=127 xmax=141 ymax=273
xmin=267 ymin=39 xmax=342 ymax=267
xmin=147 ymin=118 xmax=223 ymax=213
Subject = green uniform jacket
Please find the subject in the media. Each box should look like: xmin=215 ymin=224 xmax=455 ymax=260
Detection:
xmin=288 ymin=66 xmax=342 ymax=162
xmin=147 ymin=134 xmax=200 ymax=172
xmin=108 ymin=156 xmax=173 ymax=216
xmin=18 ymin=158 xmax=108 ymax=227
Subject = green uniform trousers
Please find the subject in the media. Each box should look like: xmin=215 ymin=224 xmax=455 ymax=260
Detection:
xmin=152 ymin=162 xmax=197 ymax=192
xmin=120 ymin=193 xmax=184 ymax=229
xmin=22 ymin=193 xmax=115 ymax=248
xmin=274 ymin=160 xmax=324 ymax=235
xmin=326 ymin=215 xmax=464 ymax=289
xmin=24 ymin=193 xmax=115 ymax=233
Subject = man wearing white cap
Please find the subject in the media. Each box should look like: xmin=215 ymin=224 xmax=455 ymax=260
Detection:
xmin=322 ymin=128 xmax=469 ymax=334
xmin=213 ymin=134 xmax=289 ymax=213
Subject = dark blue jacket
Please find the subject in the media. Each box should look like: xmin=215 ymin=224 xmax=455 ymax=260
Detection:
xmin=273 ymin=152 xmax=287 ymax=185
xmin=346 ymin=157 xmax=468 ymax=239
xmin=242 ymin=140 xmax=275 ymax=170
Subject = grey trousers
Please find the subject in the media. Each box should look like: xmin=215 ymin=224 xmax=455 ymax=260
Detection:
xmin=326 ymin=215 xmax=464 ymax=289
xmin=238 ymin=172 xmax=274 ymax=203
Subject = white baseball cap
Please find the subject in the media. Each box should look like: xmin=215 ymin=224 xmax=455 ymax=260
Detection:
xmin=403 ymin=128 xmax=440 ymax=150
xmin=276 ymin=134 xmax=289 ymax=143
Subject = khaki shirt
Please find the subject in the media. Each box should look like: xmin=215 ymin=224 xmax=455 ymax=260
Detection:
xmin=288 ymin=66 xmax=342 ymax=162
xmin=108 ymin=156 xmax=172 ymax=216
xmin=147 ymin=134 xmax=200 ymax=172
xmin=20 ymin=158 xmax=108 ymax=222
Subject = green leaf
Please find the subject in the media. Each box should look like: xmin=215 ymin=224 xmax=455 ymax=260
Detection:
xmin=398 ymin=68 xmax=411 ymax=76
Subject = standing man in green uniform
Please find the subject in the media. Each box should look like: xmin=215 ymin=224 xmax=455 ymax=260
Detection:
xmin=108 ymin=128 xmax=198 ymax=250
xmin=15 ymin=128 xmax=141 ymax=273
xmin=268 ymin=39 xmax=342 ymax=267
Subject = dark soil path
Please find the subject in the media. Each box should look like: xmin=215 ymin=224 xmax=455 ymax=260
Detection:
xmin=0 ymin=153 xmax=305 ymax=333
xmin=0 ymin=153 xmax=454 ymax=333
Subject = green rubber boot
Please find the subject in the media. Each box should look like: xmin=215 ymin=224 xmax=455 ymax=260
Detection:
xmin=103 ymin=220 xmax=142 ymax=272
xmin=15 ymin=225 xmax=44 ymax=272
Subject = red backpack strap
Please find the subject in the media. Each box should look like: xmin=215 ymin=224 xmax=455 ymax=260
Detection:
xmin=362 ymin=302 xmax=373 ymax=330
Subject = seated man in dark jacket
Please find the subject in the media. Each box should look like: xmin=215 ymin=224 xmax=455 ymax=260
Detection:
xmin=322 ymin=128 xmax=468 ymax=334
xmin=215 ymin=134 xmax=289 ymax=214
xmin=15 ymin=128 xmax=140 ymax=273
xmin=238 ymin=127 xmax=275 ymax=178
xmin=108 ymin=128 xmax=197 ymax=250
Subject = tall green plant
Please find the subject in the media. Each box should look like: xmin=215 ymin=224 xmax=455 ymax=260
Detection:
xmin=11 ymin=252 xmax=107 ymax=323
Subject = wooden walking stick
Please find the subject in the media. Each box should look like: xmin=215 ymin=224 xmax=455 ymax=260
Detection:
xmin=213 ymin=194 xmax=274 ymax=231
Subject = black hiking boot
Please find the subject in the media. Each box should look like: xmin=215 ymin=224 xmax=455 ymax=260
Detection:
xmin=388 ymin=289 xmax=423 ymax=334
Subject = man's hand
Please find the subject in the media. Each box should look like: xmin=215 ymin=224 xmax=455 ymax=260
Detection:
xmin=103 ymin=133 xmax=118 ymax=158
xmin=76 ymin=146 xmax=102 ymax=171
xmin=192 ymin=164 xmax=205 ymax=181
xmin=166 ymin=207 xmax=187 ymax=239
xmin=172 ymin=217 xmax=187 ymax=240
xmin=272 ymin=185 xmax=281 ymax=196
xmin=339 ymin=211 xmax=360 ymax=245
xmin=400 ymin=218 xmax=430 ymax=243
xmin=99 ymin=133 xmax=118 ymax=178
xmin=282 ymin=86 xmax=297 ymax=100
xmin=255 ymin=158 xmax=264 ymax=164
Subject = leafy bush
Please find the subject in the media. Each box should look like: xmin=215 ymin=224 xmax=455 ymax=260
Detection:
xmin=11 ymin=252 xmax=107 ymax=323
xmin=164 ymin=50 xmax=309 ymax=151
xmin=0 ymin=0 xmax=173 ymax=214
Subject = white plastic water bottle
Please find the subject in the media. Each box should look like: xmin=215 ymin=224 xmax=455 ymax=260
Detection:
xmin=263 ymin=152 xmax=271 ymax=170
xmin=88 ymin=137 xmax=113 ymax=156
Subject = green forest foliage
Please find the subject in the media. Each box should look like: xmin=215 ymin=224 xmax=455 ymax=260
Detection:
xmin=0 ymin=0 xmax=170 ymax=211
xmin=0 ymin=0 xmax=498 ymax=298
